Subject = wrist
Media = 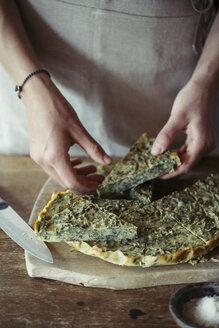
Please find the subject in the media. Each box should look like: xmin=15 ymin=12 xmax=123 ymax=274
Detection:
xmin=20 ymin=71 xmax=52 ymax=103
xmin=191 ymin=61 xmax=219 ymax=91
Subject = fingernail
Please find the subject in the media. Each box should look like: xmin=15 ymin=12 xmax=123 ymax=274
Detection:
xmin=104 ymin=155 xmax=112 ymax=164
xmin=151 ymin=144 xmax=163 ymax=155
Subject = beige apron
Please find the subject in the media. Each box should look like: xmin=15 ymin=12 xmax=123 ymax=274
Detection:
xmin=0 ymin=0 xmax=218 ymax=156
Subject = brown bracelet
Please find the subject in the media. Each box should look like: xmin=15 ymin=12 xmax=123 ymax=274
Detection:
xmin=15 ymin=69 xmax=50 ymax=99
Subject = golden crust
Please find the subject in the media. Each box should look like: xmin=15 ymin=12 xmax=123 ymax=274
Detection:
xmin=67 ymin=236 xmax=219 ymax=267
xmin=34 ymin=190 xmax=73 ymax=232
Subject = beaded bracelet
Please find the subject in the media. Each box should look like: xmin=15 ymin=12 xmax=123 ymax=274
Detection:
xmin=15 ymin=69 xmax=50 ymax=99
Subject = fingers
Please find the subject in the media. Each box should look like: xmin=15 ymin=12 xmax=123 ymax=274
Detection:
xmin=151 ymin=117 xmax=182 ymax=155
xmin=43 ymin=166 xmax=67 ymax=188
xmin=71 ymin=160 xmax=104 ymax=181
xmin=55 ymin=154 xmax=106 ymax=192
xmin=81 ymin=135 xmax=112 ymax=165
xmin=86 ymin=174 xmax=105 ymax=183
xmin=71 ymin=161 xmax=104 ymax=182
xmin=32 ymin=149 xmax=103 ymax=192
xmin=68 ymin=120 xmax=112 ymax=165
xmin=70 ymin=158 xmax=82 ymax=166
xmin=73 ymin=175 xmax=103 ymax=193
xmin=74 ymin=164 xmax=97 ymax=175
xmin=160 ymin=150 xmax=198 ymax=180
xmin=57 ymin=159 xmax=101 ymax=192
xmin=160 ymin=129 xmax=215 ymax=180
xmin=70 ymin=162 xmax=105 ymax=188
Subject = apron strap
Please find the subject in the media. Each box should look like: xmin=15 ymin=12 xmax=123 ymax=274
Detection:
xmin=191 ymin=0 xmax=217 ymax=55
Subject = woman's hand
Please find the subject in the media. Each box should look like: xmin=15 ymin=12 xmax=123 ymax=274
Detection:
xmin=151 ymin=79 xmax=217 ymax=179
xmin=22 ymin=74 xmax=112 ymax=192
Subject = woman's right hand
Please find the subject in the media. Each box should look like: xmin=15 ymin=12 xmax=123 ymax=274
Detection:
xmin=21 ymin=73 xmax=112 ymax=192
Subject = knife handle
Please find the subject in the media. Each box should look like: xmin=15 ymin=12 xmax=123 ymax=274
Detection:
xmin=0 ymin=197 xmax=9 ymax=210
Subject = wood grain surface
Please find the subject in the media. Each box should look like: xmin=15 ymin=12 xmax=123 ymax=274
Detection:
xmin=0 ymin=155 xmax=219 ymax=328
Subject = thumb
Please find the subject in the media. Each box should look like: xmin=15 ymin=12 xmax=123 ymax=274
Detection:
xmin=151 ymin=117 xmax=180 ymax=155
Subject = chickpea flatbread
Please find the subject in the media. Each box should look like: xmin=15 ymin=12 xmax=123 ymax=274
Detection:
xmin=35 ymin=175 xmax=219 ymax=267
xmin=96 ymin=132 xmax=180 ymax=198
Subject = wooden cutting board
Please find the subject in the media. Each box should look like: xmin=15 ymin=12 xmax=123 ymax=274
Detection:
xmin=25 ymin=176 xmax=219 ymax=290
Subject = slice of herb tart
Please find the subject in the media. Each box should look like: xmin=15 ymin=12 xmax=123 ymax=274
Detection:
xmin=96 ymin=132 xmax=180 ymax=198
xmin=97 ymin=162 xmax=153 ymax=203
xmin=35 ymin=191 xmax=137 ymax=242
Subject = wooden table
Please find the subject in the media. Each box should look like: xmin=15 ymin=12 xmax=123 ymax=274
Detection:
xmin=0 ymin=155 xmax=218 ymax=328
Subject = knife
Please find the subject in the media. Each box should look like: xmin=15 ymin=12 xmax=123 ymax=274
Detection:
xmin=0 ymin=197 xmax=53 ymax=263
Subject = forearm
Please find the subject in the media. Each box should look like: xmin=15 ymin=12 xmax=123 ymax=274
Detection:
xmin=0 ymin=0 xmax=40 ymax=85
xmin=191 ymin=12 xmax=219 ymax=90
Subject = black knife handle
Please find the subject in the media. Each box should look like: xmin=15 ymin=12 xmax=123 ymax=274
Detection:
xmin=0 ymin=197 xmax=9 ymax=210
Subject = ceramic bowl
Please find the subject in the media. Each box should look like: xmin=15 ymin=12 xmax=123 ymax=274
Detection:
xmin=169 ymin=282 xmax=219 ymax=328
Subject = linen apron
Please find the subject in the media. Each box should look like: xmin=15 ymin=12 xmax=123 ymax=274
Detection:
xmin=0 ymin=0 xmax=218 ymax=156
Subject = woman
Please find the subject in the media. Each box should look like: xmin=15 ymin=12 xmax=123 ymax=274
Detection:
xmin=0 ymin=0 xmax=218 ymax=192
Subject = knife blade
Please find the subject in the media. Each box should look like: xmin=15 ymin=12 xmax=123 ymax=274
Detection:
xmin=0 ymin=197 xmax=53 ymax=263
